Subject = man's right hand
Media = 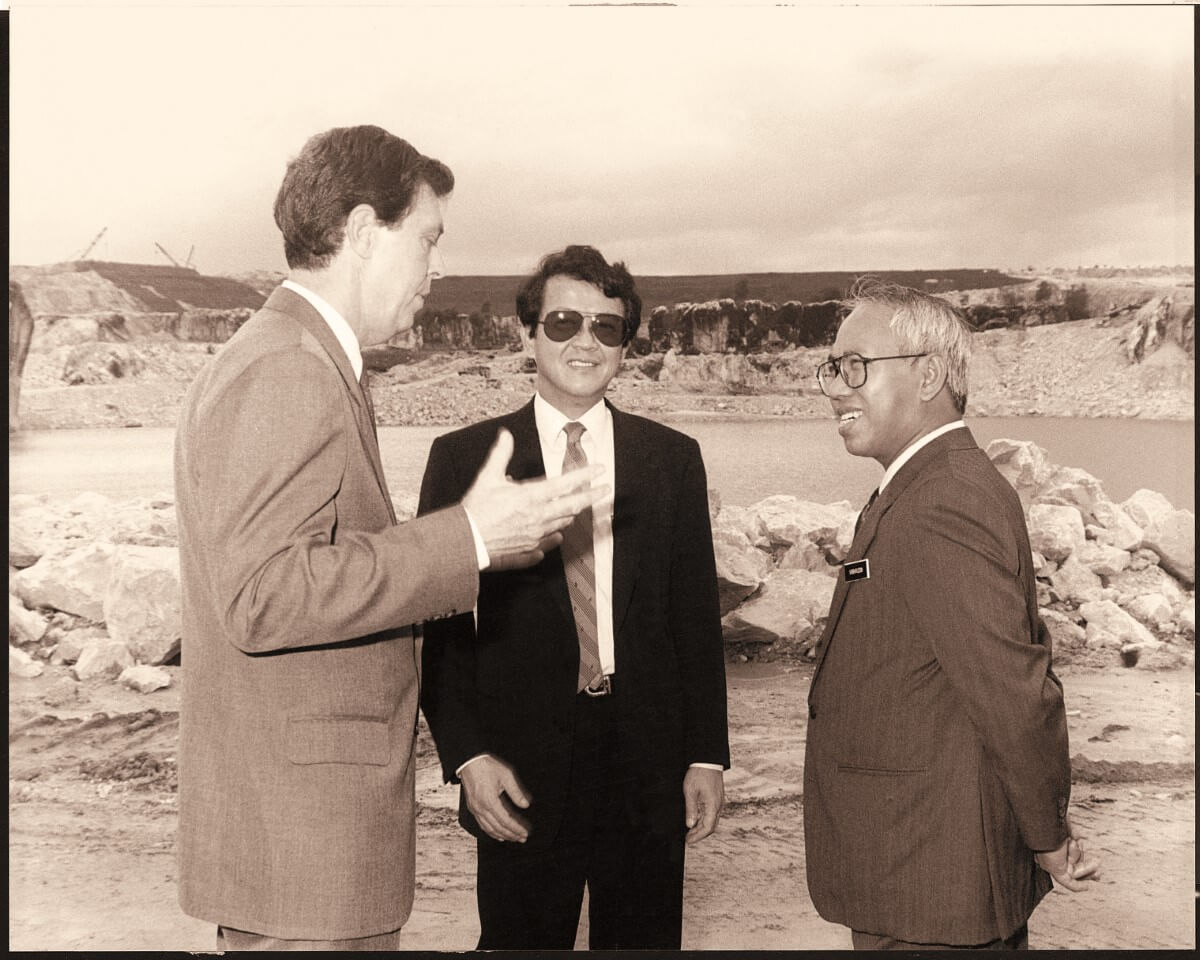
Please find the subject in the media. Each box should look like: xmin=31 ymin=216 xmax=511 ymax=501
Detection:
xmin=459 ymin=754 xmax=533 ymax=843
xmin=462 ymin=428 xmax=608 ymax=571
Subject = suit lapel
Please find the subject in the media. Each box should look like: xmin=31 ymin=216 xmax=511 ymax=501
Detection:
xmin=810 ymin=426 xmax=977 ymax=689
xmin=268 ymin=286 xmax=395 ymax=523
xmin=609 ymin=405 xmax=643 ymax=637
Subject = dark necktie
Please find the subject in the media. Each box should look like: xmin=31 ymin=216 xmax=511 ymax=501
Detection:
xmin=854 ymin=487 xmax=880 ymax=536
xmin=560 ymin=422 xmax=602 ymax=692
xmin=359 ymin=368 xmax=377 ymax=437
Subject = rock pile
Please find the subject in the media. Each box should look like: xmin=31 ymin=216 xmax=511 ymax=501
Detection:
xmin=712 ymin=439 xmax=1194 ymax=667
xmin=9 ymin=445 xmax=1195 ymax=688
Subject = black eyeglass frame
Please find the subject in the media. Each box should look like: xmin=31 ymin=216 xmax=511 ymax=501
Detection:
xmin=815 ymin=352 xmax=929 ymax=395
xmin=537 ymin=309 xmax=630 ymax=347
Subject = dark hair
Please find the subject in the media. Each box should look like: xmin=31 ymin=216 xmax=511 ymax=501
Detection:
xmin=515 ymin=245 xmax=642 ymax=344
xmin=273 ymin=125 xmax=454 ymax=271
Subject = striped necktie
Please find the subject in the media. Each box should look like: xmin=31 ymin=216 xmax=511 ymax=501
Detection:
xmin=561 ymin=422 xmax=602 ymax=693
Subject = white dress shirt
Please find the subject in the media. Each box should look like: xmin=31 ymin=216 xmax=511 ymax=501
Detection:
xmin=878 ymin=419 xmax=967 ymax=493
xmin=281 ymin=279 xmax=363 ymax=380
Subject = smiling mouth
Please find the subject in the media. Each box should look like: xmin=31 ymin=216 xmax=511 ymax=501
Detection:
xmin=567 ymin=359 xmax=599 ymax=368
xmin=837 ymin=410 xmax=861 ymax=423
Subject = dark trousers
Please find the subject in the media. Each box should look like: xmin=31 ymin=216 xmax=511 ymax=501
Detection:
xmin=476 ymin=689 xmax=686 ymax=950
xmin=851 ymin=923 xmax=1029 ymax=951
xmin=216 ymin=925 xmax=401 ymax=951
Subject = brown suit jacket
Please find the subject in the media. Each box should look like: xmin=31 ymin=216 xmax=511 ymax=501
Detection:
xmin=804 ymin=427 xmax=1071 ymax=945
xmin=174 ymin=286 xmax=479 ymax=939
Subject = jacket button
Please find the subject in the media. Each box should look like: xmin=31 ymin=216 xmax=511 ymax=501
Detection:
xmin=809 ymin=704 xmax=817 ymax=719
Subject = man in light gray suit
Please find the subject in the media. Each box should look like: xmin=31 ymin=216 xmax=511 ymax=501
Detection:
xmin=174 ymin=125 xmax=605 ymax=950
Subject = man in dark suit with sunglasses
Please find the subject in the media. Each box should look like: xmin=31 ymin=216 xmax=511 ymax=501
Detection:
xmin=419 ymin=245 xmax=730 ymax=949
xmin=804 ymin=277 xmax=1099 ymax=950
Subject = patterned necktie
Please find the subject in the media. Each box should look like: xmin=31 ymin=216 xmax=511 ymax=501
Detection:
xmin=359 ymin=368 xmax=377 ymax=437
xmin=560 ymin=422 xmax=602 ymax=693
xmin=854 ymin=487 xmax=879 ymax=536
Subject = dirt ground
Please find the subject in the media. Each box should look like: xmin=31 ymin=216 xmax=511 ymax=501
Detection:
xmin=8 ymin=659 xmax=1194 ymax=952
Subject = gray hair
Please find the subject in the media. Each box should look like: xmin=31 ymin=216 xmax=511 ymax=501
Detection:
xmin=846 ymin=275 xmax=972 ymax=413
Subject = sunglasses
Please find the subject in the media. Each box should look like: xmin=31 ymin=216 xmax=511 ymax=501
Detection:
xmin=537 ymin=310 xmax=627 ymax=347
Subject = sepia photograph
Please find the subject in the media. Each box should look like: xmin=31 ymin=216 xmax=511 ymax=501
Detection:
xmin=8 ymin=0 xmax=1194 ymax=952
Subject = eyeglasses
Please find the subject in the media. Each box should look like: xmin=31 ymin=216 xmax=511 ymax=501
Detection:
xmin=538 ymin=310 xmax=627 ymax=348
xmin=815 ymin=352 xmax=928 ymax=395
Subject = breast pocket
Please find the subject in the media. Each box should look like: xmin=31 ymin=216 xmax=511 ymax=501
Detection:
xmin=286 ymin=715 xmax=391 ymax=766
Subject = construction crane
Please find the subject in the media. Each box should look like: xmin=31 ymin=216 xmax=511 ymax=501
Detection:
xmin=154 ymin=241 xmax=182 ymax=267
xmin=74 ymin=226 xmax=107 ymax=260
xmin=155 ymin=241 xmax=197 ymax=270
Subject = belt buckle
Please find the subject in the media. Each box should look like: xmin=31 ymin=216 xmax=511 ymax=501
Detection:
xmin=584 ymin=674 xmax=613 ymax=697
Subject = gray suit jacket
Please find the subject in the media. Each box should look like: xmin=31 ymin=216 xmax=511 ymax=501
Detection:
xmin=804 ymin=427 xmax=1070 ymax=944
xmin=174 ymin=286 xmax=478 ymax=939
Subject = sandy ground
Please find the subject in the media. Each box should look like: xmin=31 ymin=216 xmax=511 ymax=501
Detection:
xmin=8 ymin=659 xmax=1194 ymax=952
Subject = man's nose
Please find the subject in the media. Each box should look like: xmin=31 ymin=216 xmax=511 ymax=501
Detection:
xmin=572 ymin=316 xmax=601 ymax=347
xmin=428 ymin=245 xmax=446 ymax=280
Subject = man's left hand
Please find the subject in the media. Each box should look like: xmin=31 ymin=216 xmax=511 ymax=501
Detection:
xmin=683 ymin=767 xmax=724 ymax=845
xmin=1036 ymin=816 xmax=1102 ymax=892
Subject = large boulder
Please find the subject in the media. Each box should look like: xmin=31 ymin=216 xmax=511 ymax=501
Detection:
xmin=1035 ymin=466 xmax=1107 ymax=524
xmin=713 ymin=540 xmax=771 ymax=616
xmin=1047 ymin=554 xmax=1104 ymax=605
xmin=1140 ymin=509 xmax=1195 ymax=587
xmin=1075 ymin=541 xmax=1130 ymax=579
xmin=1028 ymin=503 xmax=1086 ymax=562
xmin=119 ymin=664 xmax=173 ymax=693
xmin=1106 ymin=563 xmax=1185 ymax=606
xmin=9 ymin=594 xmax=48 ymax=646
xmin=1079 ymin=599 xmax=1158 ymax=649
xmin=1124 ymin=593 xmax=1174 ymax=630
xmin=1120 ymin=489 xmax=1175 ymax=531
xmin=11 ymin=542 xmax=115 ymax=621
xmin=1091 ymin=500 xmax=1144 ymax=553
xmin=750 ymin=496 xmax=856 ymax=561
xmin=102 ymin=545 xmax=182 ymax=665
xmin=721 ymin=569 xmax=836 ymax=650
xmin=70 ymin=637 xmax=134 ymax=681
xmin=8 ymin=519 xmax=43 ymax=569
xmin=711 ymin=503 xmax=769 ymax=550
xmin=986 ymin=439 xmax=1052 ymax=509
xmin=10 ymin=645 xmax=44 ymax=679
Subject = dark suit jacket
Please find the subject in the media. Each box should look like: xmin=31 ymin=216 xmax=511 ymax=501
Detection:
xmin=419 ymin=399 xmax=730 ymax=846
xmin=803 ymin=426 xmax=1071 ymax=945
xmin=174 ymin=287 xmax=479 ymax=939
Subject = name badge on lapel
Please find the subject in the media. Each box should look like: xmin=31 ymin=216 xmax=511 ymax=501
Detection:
xmin=842 ymin=559 xmax=870 ymax=582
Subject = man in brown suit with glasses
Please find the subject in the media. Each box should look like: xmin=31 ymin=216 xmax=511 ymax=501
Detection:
xmin=804 ymin=277 xmax=1100 ymax=950
xmin=174 ymin=126 xmax=605 ymax=950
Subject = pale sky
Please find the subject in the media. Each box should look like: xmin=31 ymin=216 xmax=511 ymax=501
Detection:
xmin=7 ymin=1 xmax=1195 ymax=276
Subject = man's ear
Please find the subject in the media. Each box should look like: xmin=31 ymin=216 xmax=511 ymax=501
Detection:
xmin=519 ymin=322 xmax=536 ymax=358
xmin=344 ymin=203 xmax=379 ymax=258
xmin=918 ymin=354 xmax=950 ymax=402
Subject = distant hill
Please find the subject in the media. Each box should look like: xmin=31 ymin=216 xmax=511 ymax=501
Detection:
xmin=419 ymin=268 xmax=1025 ymax=317
xmin=11 ymin=261 xmax=265 ymax=316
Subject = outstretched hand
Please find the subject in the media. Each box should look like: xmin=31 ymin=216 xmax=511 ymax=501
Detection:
xmin=463 ymin=428 xmax=609 ymax=571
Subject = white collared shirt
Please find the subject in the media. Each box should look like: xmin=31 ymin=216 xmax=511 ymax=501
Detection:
xmin=533 ymin=393 xmax=617 ymax=676
xmin=878 ymin=419 xmax=967 ymax=493
xmin=281 ymin=279 xmax=363 ymax=380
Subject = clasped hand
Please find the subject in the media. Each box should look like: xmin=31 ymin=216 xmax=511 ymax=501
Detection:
xmin=1035 ymin=816 xmax=1102 ymax=892
xmin=463 ymin=428 xmax=608 ymax=571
